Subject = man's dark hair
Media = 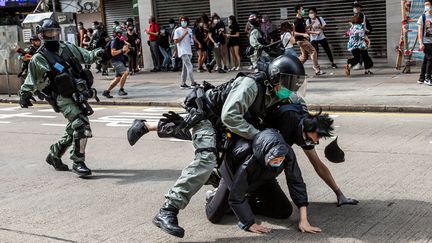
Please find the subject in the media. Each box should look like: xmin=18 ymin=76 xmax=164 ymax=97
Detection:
xmin=303 ymin=109 xmax=334 ymax=138
xmin=309 ymin=7 xmax=317 ymax=13
xmin=78 ymin=22 xmax=84 ymax=26
xmin=426 ymin=0 xmax=432 ymax=4
xmin=179 ymin=15 xmax=189 ymax=24
xmin=353 ymin=2 xmax=362 ymax=8
xmin=93 ymin=21 xmax=99 ymax=25
xmin=295 ymin=4 xmax=303 ymax=13
xmin=114 ymin=21 xmax=119 ymax=25
xmin=169 ymin=18 xmax=175 ymax=24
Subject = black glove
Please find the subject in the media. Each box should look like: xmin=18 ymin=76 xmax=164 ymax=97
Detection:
xmin=160 ymin=111 xmax=185 ymax=125
xmin=19 ymin=91 xmax=36 ymax=108
xmin=337 ymin=195 xmax=359 ymax=207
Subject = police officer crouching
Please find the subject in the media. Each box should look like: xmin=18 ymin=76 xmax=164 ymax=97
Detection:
xmin=19 ymin=18 xmax=104 ymax=177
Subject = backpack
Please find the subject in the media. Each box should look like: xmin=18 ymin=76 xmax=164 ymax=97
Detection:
xmin=307 ymin=16 xmax=323 ymax=27
xmin=104 ymin=40 xmax=112 ymax=60
xmin=422 ymin=13 xmax=427 ymax=35
xmin=361 ymin=13 xmax=373 ymax=34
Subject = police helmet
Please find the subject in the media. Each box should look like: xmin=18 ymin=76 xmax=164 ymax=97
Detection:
xmin=30 ymin=35 xmax=40 ymax=41
xmin=267 ymin=55 xmax=307 ymax=96
xmin=36 ymin=18 xmax=61 ymax=42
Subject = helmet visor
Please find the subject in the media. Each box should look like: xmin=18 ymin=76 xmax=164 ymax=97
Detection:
xmin=277 ymin=73 xmax=308 ymax=97
xmin=41 ymin=28 xmax=61 ymax=41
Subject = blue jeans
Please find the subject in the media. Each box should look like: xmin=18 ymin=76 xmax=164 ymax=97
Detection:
xmin=159 ymin=46 xmax=171 ymax=68
xmin=284 ymin=48 xmax=297 ymax=57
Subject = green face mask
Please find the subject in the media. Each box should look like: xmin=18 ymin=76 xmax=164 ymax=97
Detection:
xmin=301 ymin=9 xmax=307 ymax=16
xmin=275 ymin=87 xmax=292 ymax=99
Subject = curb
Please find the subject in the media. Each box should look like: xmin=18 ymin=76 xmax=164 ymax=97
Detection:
xmin=1 ymin=98 xmax=431 ymax=113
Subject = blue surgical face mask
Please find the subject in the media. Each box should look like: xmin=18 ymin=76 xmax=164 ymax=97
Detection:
xmin=425 ymin=6 xmax=432 ymax=12
xmin=181 ymin=21 xmax=188 ymax=27
xmin=275 ymin=87 xmax=292 ymax=99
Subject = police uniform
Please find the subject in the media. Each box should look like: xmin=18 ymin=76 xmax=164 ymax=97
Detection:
xmin=20 ymin=41 xmax=102 ymax=173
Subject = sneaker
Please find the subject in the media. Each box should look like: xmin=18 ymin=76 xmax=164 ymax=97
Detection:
xmin=96 ymin=70 xmax=102 ymax=73
xmin=230 ymin=67 xmax=236 ymax=71
xmin=235 ymin=66 xmax=240 ymax=71
xmin=205 ymin=188 xmax=218 ymax=203
xmin=218 ymin=68 xmax=226 ymax=74
xmin=352 ymin=63 xmax=362 ymax=70
xmin=418 ymin=78 xmax=425 ymax=84
xmin=205 ymin=64 xmax=213 ymax=73
xmin=248 ymin=65 xmax=254 ymax=70
xmin=102 ymin=90 xmax=113 ymax=98
xmin=118 ymin=88 xmax=128 ymax=96
xmin=223 ymin=66 xmax=229 ymax=71
xmin=180 ymin=84 xmax=190 ymax=89
xmin=425 ymin=79 xmax=432 ymax=86
xmin=191 ymin=82 xmax=199 ymax=88
xmin=315 ymin=70 xmax=326 ymax=76
xmin=345 ymin=65 xmax=351 ymax=76
xmin=102 ymin=71 xmax=109 ymax=76
xmin=364 ymin=70 xmax=373 ymax=75
xmin=331 ymin=63 xmax=338 ymax=69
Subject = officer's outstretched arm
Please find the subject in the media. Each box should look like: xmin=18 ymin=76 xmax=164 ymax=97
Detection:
xmin=20 ymin=54 xmax=50 ymax=93
xmin=66 ymin=42 xmax=103 ymax=64
xmin=221 ymin=78 xmax=260 ymax=140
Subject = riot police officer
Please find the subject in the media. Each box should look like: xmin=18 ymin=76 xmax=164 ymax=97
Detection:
xmin=17 ymin=35 xmax=41 ymax=80
xmin=19 ymin=18 xmax=104 ymax=177
xmin=127 ymin=54 xmax=308 ymax=238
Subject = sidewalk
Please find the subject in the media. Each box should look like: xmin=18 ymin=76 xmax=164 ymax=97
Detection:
xmin=1 ymin=66 xmax=432 ymax=112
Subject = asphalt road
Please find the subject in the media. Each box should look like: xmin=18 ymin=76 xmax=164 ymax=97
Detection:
xmin=0 ymin=104 xmax=431 ymax=243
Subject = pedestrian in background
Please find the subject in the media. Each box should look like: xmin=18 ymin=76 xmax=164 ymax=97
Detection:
xmin=345 ymin=16 xmax=373 ymax=76
xmin=294 ymin=4 xmax=325 ymax=76
xmin=158 ymin=25 xmax=172 ymax=72
xmin=207 ymin=13 xmax=227 ymax=73
xmin=146 ymin=16 xmax=162 ymax=72
xmin=280 ymin=21 xmax=297 ymax=57
xmin=306 ymin=7 xmax=337 ymax=68
xmin=174 ymin=16 xmax=197 ymax=88
xmin=194 ymin=17 xmax=208 ymax=72
xmin=102 ymin=29 xmax=130 ymax=98
xmin=168 ymin=19 xmax=182 ymax=72
xmin=417 ymin=0 xmax=432 ymax=85
xmin=260 ymin=15 xmax=278 ymax=44
xmin=226 ymin=15 xmax=240 ymax=71
xmin=126 ymin=24 xmax=140 ymax=74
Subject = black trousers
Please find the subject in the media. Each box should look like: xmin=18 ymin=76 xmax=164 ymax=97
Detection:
xmin=348 ymin=49 xmax=373 ymax=70
xmin=420 ymin=44 xmax=432 ymax=80
xmin=128 ymin=51 xmax=138 ymax=71
xmin=205 ymin=179 xmax=293 ymax=224
xmin=311 ymin=38 xmax=334 ymax=63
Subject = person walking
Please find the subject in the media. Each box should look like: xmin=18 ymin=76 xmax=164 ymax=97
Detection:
xmin=306 ymin=7 xmax=337 ymax=68
xmin=126 ymin=24 xmax=140 ymax=74
xmin=417 ymin=0 xmax=432 ymax=85
xmin=280 ymin=21 xmax=297 ymax=57
xmin=226 ymin=15 xmax=241 ymax=71
xmin=174 ymin=16 xmax=198 ymax=88
xmin=146 ymin=16 xmax=162 ymax=72
xmin=344 ymin=16 xmax=373 ymax=76
xmin=294 ymin=4 xmax=325 ymax=76
xmin=158 ymin=27 xmax=171 ymax=72
xmin=102 ymin=29 xmax=130 ymax=97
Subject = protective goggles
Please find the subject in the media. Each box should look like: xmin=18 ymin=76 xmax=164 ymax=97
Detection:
xmin=40 ymin=28 xmax=61 ymax=41
xmin=276 ymin=73 xmax=308 ymax=97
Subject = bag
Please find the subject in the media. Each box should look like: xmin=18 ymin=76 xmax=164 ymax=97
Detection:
xmin=104 ymin=40 xmax=112 ymax=60
xmin=362 ymin=13 xmax=373 ymax=34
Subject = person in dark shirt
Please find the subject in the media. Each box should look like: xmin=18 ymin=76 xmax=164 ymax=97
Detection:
xmin=126 ymin=24 xmax=140 ymax=74
xmin=294 ymin=4 xmax=325 ymax=76
xmin=193 ymin=17 xmax=208 ymax=72
xmin=207 ymin=14 xmax=227 ymax=73
xmin=226 ymin=15 xmax=240 ymax=71
xmin=102 ymin=29 xmax=130 ymax=98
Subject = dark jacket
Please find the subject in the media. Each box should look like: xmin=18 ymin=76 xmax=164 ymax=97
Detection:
xmin=221 ymin=128 xmax=308 ymax=228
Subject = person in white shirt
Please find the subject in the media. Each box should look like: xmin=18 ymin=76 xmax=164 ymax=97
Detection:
xmin=280 ymin=21 xmax=297 ymax=57
xmin=174 ymin=16 xmax=198 ymax=88
xmin=306 ymin=7 xmax=337 ymax=68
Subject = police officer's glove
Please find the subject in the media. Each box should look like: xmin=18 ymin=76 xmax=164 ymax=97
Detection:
xmin=337 ymin=194 xmax=359 ymax=207
xmin=160 ymin=111 xmax=185 ymax=125
xmin=183 ymin=108 xmax=206 ymax=129
xmin=19 ymin=91 xmax=36 ymax=108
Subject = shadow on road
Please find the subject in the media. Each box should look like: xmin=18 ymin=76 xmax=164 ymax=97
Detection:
xmin=199 ymin=199 xmax=432 ymax=242
xmin=88 ymin=169 xmax=182 ymax=185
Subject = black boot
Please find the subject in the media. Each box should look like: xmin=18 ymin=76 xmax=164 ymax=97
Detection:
xmin=72 ymin=162 xmax=92 ymax=176
xmin=46 ymin=154 xmax=69 ymax=171
xmin=153 ymin=202 xmax=185 ymax=238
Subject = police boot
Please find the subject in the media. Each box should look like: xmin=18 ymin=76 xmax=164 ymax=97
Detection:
xmin=152 ymin=202 xmax=185 ymax=238
xmin=72 ymin=162 xmax=92 ymax=176
xmin=46 ymin=154 xmax=69 ymax=171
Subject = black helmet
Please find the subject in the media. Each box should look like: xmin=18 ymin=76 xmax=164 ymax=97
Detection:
xmin=36 ymin=18 xmax=61 ymax=42
xmin=30 ymin=34 xmax=40 ymax=41
xmin=267 ymin=55 xmax=307 ymax=94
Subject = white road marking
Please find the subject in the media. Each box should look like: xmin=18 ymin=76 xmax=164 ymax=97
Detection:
xmin=330 ymin=115 xmax=339 ymax=118
xmin=41 ymin=123 xmax=66 ymax=127
xmin=429 ymin=141 xmax=432 ymax=144
xmin=0 ymin=106 xmax=21 ymax=111
xmin=0 ymin=121 xmax=11 ymax=124
xmin=0 ymin=113 xmax=57 ymax=119
xmin=38 ymin=109 xmax=56 ymax=113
